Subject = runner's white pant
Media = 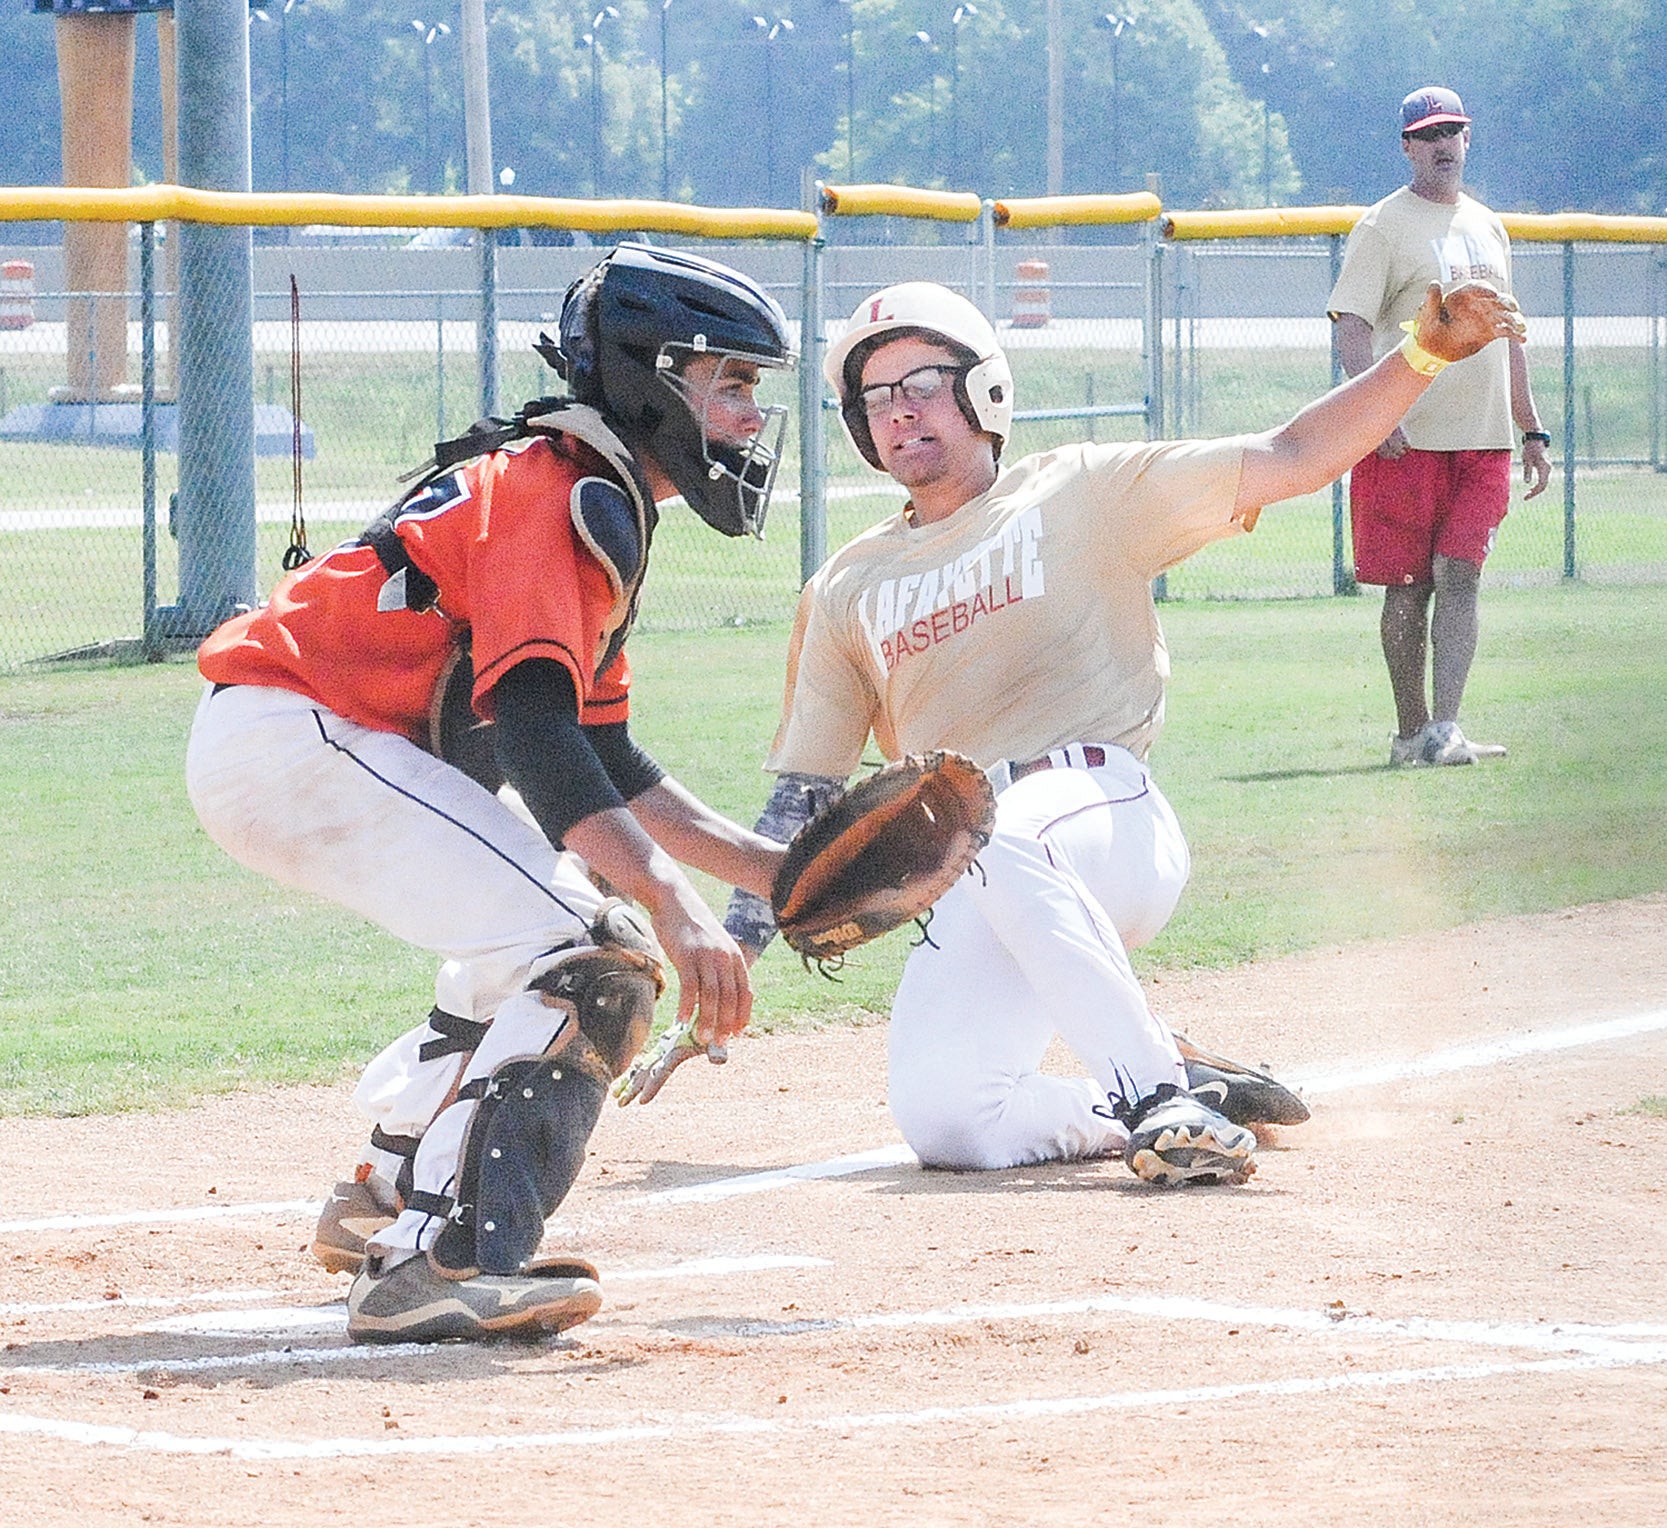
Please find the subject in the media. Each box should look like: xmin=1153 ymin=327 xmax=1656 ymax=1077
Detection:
xmin=185 ymin=683 xmax=605 ymax=1250
xmin=889 ymin=743 xmax=1189 ymax=1170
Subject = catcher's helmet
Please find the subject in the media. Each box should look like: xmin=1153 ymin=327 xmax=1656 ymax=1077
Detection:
xmin=823 ymin=283 xmax=1013 ymax=469
xmin=544 ymin=243 xmax=794 ymax=538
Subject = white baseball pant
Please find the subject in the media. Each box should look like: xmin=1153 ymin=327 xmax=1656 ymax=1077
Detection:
xmin=185 ymin=683 xmax=605 ymax=1252
xmin=888 ymin=742 xmax=1190 ymax=1170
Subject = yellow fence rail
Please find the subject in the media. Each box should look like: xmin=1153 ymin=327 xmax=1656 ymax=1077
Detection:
xmin=0 ymin=185 xmax=819 ymax=241
xmin=1164 ymin=204 xmax=1667 ymax=246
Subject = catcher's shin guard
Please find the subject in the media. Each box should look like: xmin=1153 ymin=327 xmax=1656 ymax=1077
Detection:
xmin=416 ymin=902 xmax=664 ymax=1278
xmin=429 ymin=1048 xmax=611 ymax=1276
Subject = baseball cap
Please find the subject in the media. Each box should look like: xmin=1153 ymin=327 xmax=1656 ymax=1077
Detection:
xmin=1400 ymin=86 xmax=1471 ymax=135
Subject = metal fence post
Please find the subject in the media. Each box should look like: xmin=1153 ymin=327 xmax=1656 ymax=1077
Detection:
xmin=1329 ymin=231 xmax=1353 ymax=595
xmin=1146 ymin=224 xmax=1166 ymax=600
xmin=1652 ymin=250 xmax=1665 ymax=473
xmin=479 ymin=230 xmax=499 ymax=421
xmin=140 ymin=222 xmax=159 ymax=660
xmin=1563 ymin=241 xmax=1577 ymax=579
xmin=798 ymin=225 xmax=827 ymax=585
xmin=174 ymin=0 xmax=258 ymax=632
xmin=973 ymin=199 xmax=986 ymax=321
xmin=436 ymin=291 xmax=447 ymax=444
xmin=1144 ymin=226 xmax=1164 ymax=441
xmin=1170 ymin=243 xmax=1185 ymax=436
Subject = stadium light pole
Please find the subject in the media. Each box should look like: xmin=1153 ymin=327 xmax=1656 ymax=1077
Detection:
xmin=909 ymin=31 xmax=936 ymax=183
xmin=747 ymin=15 xmax=794 ymax=205
xmin=411 ymin=19 xmax=452 ymax=195
xmin=584 ymin=7 xmax=620 ymax=199
xmin=659 ymin=0 xmax=676 ymax=201
xmin=833 ymin=0 xmax=855 ymax=180
xmin=1043 ymin=0 xmax=1063 ymax=196
xmin=1260 ymin=59 xmax=1273 ymax=206
xmin=949 ymin=5 xmax=975 ymax=188
xmin=251 ymin=0 xmax=304 ymax=194
xmin=1095 ymin=13 xmax=1134 ymax=190
xmin=1251 ymin=21 xmax=1275 ymax=207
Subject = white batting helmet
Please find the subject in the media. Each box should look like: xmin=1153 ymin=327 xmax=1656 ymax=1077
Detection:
xmin=824 ymin=283 xmax=1014 ymax=468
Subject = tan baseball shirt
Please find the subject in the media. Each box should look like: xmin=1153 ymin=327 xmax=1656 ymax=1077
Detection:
xmin=1326 ymin=186 xmax=1517 ymax=451
xmin=766 ymin=437 xmax=1252 ymax=777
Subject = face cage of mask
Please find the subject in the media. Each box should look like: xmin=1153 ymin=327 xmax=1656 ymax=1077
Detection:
xmin=656 ymin=347 xmax=789 ymax=539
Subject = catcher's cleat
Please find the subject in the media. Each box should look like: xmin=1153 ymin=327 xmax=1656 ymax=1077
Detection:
xmin=1123 ymin=1086 xmax=1258 ymax=1187
xmin=346 ymin=1249 xmax=603 ymax=1344
xmin=1173 ymin=1033 xmax=1311 ymax=1126
xmin=310 ymin=1173 xmax=400 ymax=1275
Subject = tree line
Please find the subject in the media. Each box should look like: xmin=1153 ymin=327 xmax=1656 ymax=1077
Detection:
xmin=1 ymin=0 xmax=1661 ymax=220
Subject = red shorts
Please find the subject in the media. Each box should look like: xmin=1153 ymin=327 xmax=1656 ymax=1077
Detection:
xmin=1348 ymin=447 xmax=1511 ymax=586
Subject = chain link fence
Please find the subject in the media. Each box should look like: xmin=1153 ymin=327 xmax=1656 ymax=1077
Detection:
xmin=2 ymin=193 xmax=1665 ymax=671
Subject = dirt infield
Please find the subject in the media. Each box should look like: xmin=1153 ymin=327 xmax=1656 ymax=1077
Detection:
xmin=1 ymin=896 xmax=1664 ymax=1526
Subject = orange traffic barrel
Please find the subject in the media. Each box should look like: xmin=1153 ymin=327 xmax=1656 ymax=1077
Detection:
xmin=0 ymin=260 xmax=34 ymax=331
xmin=1011 ymin=259 xmax=1051 ymax=328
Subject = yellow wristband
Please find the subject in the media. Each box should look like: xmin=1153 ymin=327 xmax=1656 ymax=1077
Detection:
xmin=1398 ymin=320 xmax=1449 ymax=379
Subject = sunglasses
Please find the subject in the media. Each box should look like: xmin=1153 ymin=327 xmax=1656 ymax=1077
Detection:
xmin=1404 ymin=122 xmax=1466 ymax=142
xmin=856 ymin=364 xmax=966 ymax=417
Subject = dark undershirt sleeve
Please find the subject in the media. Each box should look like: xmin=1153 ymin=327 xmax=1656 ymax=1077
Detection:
xmin=489 ymin=659 xmax=627 ymax=846
xmin=582 ymin=720 xmax=667 ymax=803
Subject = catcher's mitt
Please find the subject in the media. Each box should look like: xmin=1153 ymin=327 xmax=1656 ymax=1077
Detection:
xmin=1403 ymin=279 xmax=1526 ymax=369
xmin=771 ymin=750 xmax=995 ymax=966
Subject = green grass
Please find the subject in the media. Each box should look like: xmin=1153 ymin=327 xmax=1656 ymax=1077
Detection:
xmin=3 ymin=580 xmax=1666 ymax=1116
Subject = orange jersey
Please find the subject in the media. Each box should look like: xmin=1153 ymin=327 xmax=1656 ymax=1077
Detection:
xmin=199 ymin=433 xmax=638 ymax=742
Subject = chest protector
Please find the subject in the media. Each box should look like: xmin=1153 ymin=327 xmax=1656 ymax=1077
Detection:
xmin=360 ymin=401 xmax=658 ymax=787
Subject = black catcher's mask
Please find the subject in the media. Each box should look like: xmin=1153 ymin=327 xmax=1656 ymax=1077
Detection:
xmin=538 ymin=243 xmax=795 ymax=538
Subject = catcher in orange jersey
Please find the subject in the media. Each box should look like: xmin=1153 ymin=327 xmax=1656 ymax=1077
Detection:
xmin=718 ymin=277 xmax=1526 ymax=1189
xmin=187 ymin=246 xmax=795 ymax=1343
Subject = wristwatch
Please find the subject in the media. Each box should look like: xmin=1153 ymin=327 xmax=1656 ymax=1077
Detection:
xmin=1523 ymin=430 xmax=1552 ymax=446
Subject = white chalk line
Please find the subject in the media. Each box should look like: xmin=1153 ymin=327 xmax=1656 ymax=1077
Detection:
xmin=0 ymin=1289 xmax=292 ymax=1318
xmin=1 ymin=1254 xmax=831 ymax=1368
xmin=636 ymin=1145 xmax=919 ymax=1206
xmin=1288 ymin=1007 xmax=1667 ymax=1096
xmin=679 ymin=1290 xmax=1667 ymax=1362
xmin=0 ymin=1348 xmax=1662 ymax=1461
xmin=4 ymin=1008 xmax=1663 ymax=1236
xmin=0 ymin=1200 xmax=318 ymax=1235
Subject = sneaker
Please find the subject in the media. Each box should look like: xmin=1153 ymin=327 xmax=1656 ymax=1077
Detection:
xmin=1123 ymin=1086 xmax=1258 ymax=1187
xmin=346 ymin=1249 xmax=603 ymax=1344
xmin=311 ymin=1174 xmax=401 ymax=1275
xmin=1391 ymin=721 xmax=1507 ymax=768
xmin=1173 ymin=1033 xmax=1310 ymax=1126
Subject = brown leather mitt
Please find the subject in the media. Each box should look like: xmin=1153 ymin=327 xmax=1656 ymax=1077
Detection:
xmin=1409 ymin=278 xmax=1527 ymax=363
xmin=771 ymin=750 xmax=996 ymax=966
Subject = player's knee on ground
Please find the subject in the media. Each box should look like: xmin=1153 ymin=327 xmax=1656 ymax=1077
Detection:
xmin=889 ymin=1080 xmax=1019 ymax=1172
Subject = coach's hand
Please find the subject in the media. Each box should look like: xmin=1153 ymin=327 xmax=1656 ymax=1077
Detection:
xmin=1522 ymin=436 xmax=1552 ymax=500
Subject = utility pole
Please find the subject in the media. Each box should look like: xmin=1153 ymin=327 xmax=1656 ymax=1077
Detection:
xmin=459 ymin=0 xmax=492 ymax=194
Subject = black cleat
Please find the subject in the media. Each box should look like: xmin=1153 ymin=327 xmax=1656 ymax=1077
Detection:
xmin=1174 ymin=1033 xmax=1311 ymax=1126
xmin=1123 ymin=1085 xmax=1258 ymax=1187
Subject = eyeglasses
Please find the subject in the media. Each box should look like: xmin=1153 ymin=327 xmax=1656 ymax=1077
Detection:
xmin=855 ymin=364 xmax=965 ymax=418
xmin=1404 ymin=122 xmax=1466 ymax=143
